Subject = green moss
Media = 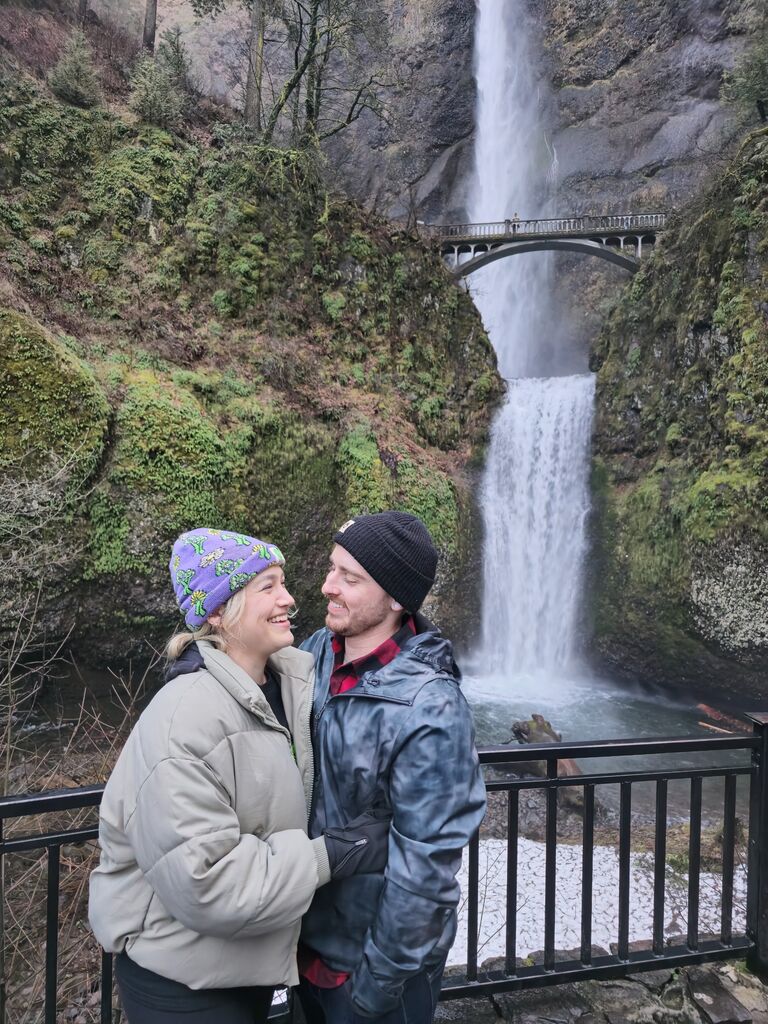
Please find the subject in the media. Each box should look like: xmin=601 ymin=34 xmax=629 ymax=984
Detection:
xmin=338 ymin=424 xmax=393 ymax=513
xmin=615 ymin=474 xmax=688 ymax=591
xmin=322 ymin=290 xmax=347 ymax=322
xmin=337 ymin=424 xmax=459 ymax=555
xmin=396 ymin=456 xmax=459 ymax=555
xmin=109 ymin=370 xmax=228 ymax=526
xmin=86 ymin=492 xmax=136 ymax=577
xmin=675 ymin=464 xmax=763 ymax=543
xmin=0 ymin=73 xmax=118 ymax=224
xmin=84 ymin=128 xmax=197 ymax=235
xmin=0 ymin=307 xmax=108 ymax=479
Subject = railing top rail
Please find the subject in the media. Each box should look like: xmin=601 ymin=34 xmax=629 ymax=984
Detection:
xmin=0 ymin=783 xmax=104 ymax=819
xmin=477 ymin=732 xmax=757 ymax=764
xmin=431 ymin=213 xmax=667 ymax=239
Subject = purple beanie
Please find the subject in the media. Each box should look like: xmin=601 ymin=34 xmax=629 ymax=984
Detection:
xmin=169 ymin=528 xmax=285 ymax=628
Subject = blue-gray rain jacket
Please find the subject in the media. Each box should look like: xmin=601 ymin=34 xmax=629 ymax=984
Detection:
xmin=300 ymin=616 xmax=486 ymax=1017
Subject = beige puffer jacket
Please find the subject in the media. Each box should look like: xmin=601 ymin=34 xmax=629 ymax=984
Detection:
xmin=88 ymin=640 xmax=331 ymax=989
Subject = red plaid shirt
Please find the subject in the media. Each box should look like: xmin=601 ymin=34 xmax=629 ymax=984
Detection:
xmin=329 ymin=614 xmax=417 ymax=696
xmin=298 ymin=615 xmax=417 ymax=989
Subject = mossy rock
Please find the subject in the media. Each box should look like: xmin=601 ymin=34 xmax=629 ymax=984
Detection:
xmin=85 ymin=369 xmax=229 ymax=582
xmin=85 ymin=128 xmax=198 ymax=235
xmin=0 ymin=307 xmax=108 ymax=479
xmin=0 ymin=80 xmax=502 ymax=668
xmin=589 ymin=128 xmax=768 ymax=697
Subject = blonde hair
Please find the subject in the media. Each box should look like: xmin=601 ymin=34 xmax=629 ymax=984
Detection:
xmin=165 ymin=586 xmax=248 ymax=661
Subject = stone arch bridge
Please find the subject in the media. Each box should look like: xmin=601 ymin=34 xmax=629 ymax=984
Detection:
xmin=421 ymin=214 xmax=666 ymax=278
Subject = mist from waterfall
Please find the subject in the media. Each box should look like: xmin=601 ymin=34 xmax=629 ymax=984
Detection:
xmin=468 ymin=0 xmax=595 ymax=680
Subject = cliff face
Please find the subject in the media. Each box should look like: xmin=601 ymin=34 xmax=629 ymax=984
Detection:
xmin=332 ymin=0 xmax=754 ymax=220
xmin=0 ymin=70 xmax=502 ymax=666
xmin=540 ymin=0 xmax=754 ymax=211
xmin=589 ymin=128 xmax=768 ymax=701
xmin=80 ymin=0 xmax=479 ymax=221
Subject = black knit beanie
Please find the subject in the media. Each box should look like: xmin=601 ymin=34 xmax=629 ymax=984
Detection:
xmin=333 ymin=511 xmax=438 ymax=612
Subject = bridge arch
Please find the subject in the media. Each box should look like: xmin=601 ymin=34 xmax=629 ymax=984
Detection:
xmin=450 ymin=238 xmax=641 ymax=278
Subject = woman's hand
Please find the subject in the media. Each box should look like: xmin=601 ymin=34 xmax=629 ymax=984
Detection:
xmin=322 ymin=808 xmax=391 ymax=880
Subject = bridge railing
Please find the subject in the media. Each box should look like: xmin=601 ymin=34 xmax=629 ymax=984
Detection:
xmin=2 ymin=714 xmax=767 ymax=1022
xmin=429 ymin=213 xmax=667 ymax=241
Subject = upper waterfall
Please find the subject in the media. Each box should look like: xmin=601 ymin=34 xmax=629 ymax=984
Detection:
xmin=467 ymin=0 xmax=595 ymax=679
xmin=468 ymin=0 xmax=557 ymax=380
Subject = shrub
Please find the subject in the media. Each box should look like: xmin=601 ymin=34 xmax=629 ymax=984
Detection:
xmin=48 ymin=30 xmax=101 ymax=109
xmin=129 ymin=56 xmax=185 ymax=129
xmin=157 ymin=27 xmax=195 ymax=96
xmin=723 ymin=30 xmax=768 ymax=121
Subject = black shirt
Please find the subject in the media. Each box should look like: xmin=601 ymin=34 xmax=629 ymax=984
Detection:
xmin=262 ymin=668 xmax=290 ymax=734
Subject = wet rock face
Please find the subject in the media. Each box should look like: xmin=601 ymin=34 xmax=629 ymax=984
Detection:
xmin=588 ymin=129 xmax=768 ymax=699
xmin=323 ymin=0 xmax=477 ymax=222
xmin=329 ymin=0 xmax=752 ymax=223
xmin=539 ymin=0 xmax=751 ymax=212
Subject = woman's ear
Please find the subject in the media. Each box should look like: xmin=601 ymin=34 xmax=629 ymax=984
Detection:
xmin=207 ymin=612 xmax=221 ymax=628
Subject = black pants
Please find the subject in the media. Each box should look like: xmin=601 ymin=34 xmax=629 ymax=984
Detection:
xmin=115 ymin=952 xmax=275 ymax=1024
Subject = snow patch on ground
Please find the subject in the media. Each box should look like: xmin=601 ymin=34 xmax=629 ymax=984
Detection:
xmin=450 ymin=838 xmax=747 ymax=967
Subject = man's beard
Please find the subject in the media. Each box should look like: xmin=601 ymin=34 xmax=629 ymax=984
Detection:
xmin=326 ymin=595 xmax=392 ymax=637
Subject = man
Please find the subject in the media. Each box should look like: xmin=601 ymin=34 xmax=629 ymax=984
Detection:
xmin=298 ymin=510 xmax=487 ymax=1023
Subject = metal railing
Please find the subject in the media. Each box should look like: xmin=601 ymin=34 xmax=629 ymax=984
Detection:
xmin=2 ymin=714 xmax=767 ymax=1022
xmin=428 ymin=213 xmax=667 ymax=242
xmin=444 ymin=722 xmax=766 ymax=999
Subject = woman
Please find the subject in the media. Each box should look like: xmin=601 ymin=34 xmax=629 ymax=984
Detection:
xmin=89 ymin=527 xmax=388 ymax=1024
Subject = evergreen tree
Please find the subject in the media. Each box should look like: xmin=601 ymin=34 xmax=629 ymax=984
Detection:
xmin=157 ymin=27 xmax=194 ymax=96
xmin=48 ymin=29 xmax=101 ymax=108
xmin=129 ymin=55 xmax=185 ymax=128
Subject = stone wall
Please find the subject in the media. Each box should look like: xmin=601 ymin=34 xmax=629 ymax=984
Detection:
xmin=429 ymin=961 xmax=768 ymax=1023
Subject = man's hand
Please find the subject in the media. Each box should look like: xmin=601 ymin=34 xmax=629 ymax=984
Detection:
xmin=323 ymin=808 xmax=391 ymax=880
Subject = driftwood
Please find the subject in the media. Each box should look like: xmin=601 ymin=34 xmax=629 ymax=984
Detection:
xmin=493 ymin=713 xmax=585 ymax=813
xmin=506 ymin=713 xmax=583 ymax=779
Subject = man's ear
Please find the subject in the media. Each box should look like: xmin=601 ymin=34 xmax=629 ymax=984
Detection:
xmin=390 ymin=599 xmax=403 ymax=612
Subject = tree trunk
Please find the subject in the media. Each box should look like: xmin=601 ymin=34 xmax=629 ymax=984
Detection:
xmin=291 ymin=83 xmax=302 ymax=143
xmin=262 ymin=0 xmax=320 ymax=144
xmin=303 ymin=56 xmax=317 ymax=139
xmin=142 ymin=0 xmax=158 ymax=53
xmin=244 ymin=0 xmax=265 ymax=130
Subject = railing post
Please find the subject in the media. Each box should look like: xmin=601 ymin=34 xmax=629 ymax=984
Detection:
xmin=747 ymin=713 xmax=768 ymax=979
xmin=0 ymin=816 xmax=5 ymax=1024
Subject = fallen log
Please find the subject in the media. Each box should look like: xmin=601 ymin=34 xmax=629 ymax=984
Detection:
xmin=506 ymin=713 xmax=583 ymax=779
xmin=696 ymin=703 xmax=746 ymax=732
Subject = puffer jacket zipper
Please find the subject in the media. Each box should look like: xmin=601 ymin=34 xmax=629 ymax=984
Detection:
xmin=249 ymin=684 xmax=316 ymax=816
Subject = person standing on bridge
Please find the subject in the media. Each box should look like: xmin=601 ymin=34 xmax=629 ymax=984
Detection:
xmin=296 ymin=511 xmax=487 ymax=1024
xmin=88 ymin=527 xmax=390 ymax=1024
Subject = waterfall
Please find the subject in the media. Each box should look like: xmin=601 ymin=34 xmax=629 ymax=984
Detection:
xmin=479 ymin=375 xmax=595 ymax=676
xmin=468 ymin=0 xmax=595 ymax=679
